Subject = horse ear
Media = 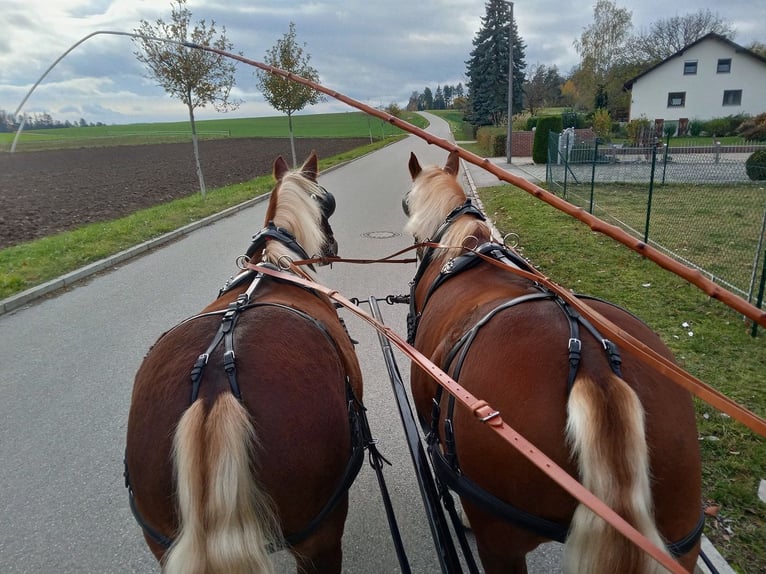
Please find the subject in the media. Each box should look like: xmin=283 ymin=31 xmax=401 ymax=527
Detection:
xmin=408 ymin=152 xmax=422 ymax=180
xmin=444 ymin=150 xmax=460 ymax=176
xmin=274 ymin=156 xmax=290 ymax=181
xmin=301 ymin=150 xmax=319 ymax=182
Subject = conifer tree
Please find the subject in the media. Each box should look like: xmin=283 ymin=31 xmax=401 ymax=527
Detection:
xmin=465 ymin=0 xmax=526 ymax=127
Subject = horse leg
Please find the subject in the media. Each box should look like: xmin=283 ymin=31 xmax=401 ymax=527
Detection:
xmin=290 ymin=498 xmax=348 ymax=574
xmin=464 ymin=505 xmax=540 ymax=574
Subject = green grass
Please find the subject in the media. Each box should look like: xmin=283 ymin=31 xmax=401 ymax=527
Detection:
xmin=0 ymin=111 xmax=428 ymax=152
xmin=426 ymin=110 xmax=474 ymax=140
xmin=478 ymin=183 xmax=765 ymax=573
xmin=0 ymin=135 xmax=402 ymax=300
xmin=556 ymin=182 xmax=765 ymax=297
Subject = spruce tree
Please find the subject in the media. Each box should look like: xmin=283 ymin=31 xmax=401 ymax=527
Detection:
xmin=465 ymin=0 xmax=526 ymax=127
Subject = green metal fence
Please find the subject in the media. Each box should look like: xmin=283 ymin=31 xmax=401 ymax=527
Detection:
xmin=546 ymin=129 xmax=766 ymax=320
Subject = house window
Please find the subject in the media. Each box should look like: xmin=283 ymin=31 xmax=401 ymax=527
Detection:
xmin=722 ymin=90 xmax=742 ymax=106
xmin=667 ymin=92 xmax=686 ymax=107
xmin=683 ymin=61 xmax=698 ymax=75
xmin=717 ymin=58 xmax=731 ymax=73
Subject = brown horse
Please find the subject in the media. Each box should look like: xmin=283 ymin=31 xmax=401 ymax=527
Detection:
xmin=125 ymin=151 xmax=364 ymax=574
xmin=402 ymin=150 xmax=703 ymax=574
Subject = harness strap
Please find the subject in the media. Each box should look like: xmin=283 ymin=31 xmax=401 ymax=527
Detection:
xmin=190 ymin=293 xmax=248 ymax=402
xmin=246 ymin=221 xmax=314 ymax=269
xmin=128 ymin=289 xmax=369 ymax=553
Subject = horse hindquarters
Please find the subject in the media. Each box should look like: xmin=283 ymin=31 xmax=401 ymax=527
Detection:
xmin=163 ymin=394 xmax=280 ymax=574
xmin=563 ymin=372 xmax=667 ymax=574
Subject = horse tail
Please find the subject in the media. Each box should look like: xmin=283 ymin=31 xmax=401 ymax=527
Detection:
xmin=163 ymin=394 xmax=281 ymax=574
xmin=563 ymin=372 xmax=669 ymax=574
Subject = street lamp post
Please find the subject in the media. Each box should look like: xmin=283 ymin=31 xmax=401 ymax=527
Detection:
xmin=506 ymin=1 xmax=514 ymax=164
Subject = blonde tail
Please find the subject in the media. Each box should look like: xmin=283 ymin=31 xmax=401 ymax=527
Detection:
xmin=563 ymin=373 xmax=669 ymax=574
xmin=163 ymin=394 xmax=281 ymax=574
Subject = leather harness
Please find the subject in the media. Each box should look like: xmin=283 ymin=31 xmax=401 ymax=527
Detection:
xmin=125 ymin=234 xmax=368 ymax=552
xmin=407 ymin=199 xmax=705 ymax=557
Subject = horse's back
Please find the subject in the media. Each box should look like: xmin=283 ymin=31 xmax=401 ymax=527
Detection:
xmin=411 ymin=270 xmax=701 ymax=564
xmin=126 ymin=280 xmax=361 ymax=556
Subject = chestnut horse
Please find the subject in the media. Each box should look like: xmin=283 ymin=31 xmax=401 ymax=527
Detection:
xmin=125 ymin=152 xmax=364 ymax=574
xmin=402 ymin=150 xmax=703 ymax=574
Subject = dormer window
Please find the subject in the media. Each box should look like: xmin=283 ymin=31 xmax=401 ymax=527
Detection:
xmin=684 ymin=61 xmax=698 ymax=75
xmin=717 ymin=58 xmax=731 ymax=73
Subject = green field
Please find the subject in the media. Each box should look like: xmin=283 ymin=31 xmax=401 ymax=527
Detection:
xmin=0 ymin=111 xmax=428 ymax=152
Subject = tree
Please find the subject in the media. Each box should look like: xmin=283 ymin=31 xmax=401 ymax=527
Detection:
xmin=631 ymin=10 xmax=735 ymax=64
xmin=434 ymin=86 xmax=445 ymax=110
xmin=523 ymin=64 xmax=563 ymax=115
xmin=406 ymin=91 xmax=420 ymax=111
xmin=256 ymin=22 xmax=324 ymax=167
xmin=133 ymin=0 xmax=239 ymax=196
xmin=465 ymin=0 xmax=527 ymax=127
xmin=747 ymin=41 xmax=766 ymax=58
xmin=573 ymin=0 xmax=634 ymax=118
xmin=422 ymin=87 xmax=434 ymax=110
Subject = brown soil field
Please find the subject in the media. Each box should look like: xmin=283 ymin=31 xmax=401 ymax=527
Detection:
xmin=0 ymin=137 xmax=368 ymax=249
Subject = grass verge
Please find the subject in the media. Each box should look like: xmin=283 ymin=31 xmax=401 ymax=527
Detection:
xmin=478 ymin=183 xmax=765 ymax=573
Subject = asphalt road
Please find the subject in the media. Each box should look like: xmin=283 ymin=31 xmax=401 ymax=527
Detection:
xmin=0 ymin=113 xmax=562 ymax=572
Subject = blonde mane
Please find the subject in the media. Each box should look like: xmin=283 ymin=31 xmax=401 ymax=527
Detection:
xmin=405 ymin=163 xmax=494 ymax=261
xmin=260 ymin=171 xmax=327 ymax=270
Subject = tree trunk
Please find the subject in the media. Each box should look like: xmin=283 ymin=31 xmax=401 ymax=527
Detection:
xmin=288 ymin=111 xmax=297 ymax=168
xmin=188 ymin=103 xmax=207 ymax=197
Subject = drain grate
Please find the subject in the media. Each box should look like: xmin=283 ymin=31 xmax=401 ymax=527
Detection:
xmin=362 ymin=231 xmax=400 ymax=239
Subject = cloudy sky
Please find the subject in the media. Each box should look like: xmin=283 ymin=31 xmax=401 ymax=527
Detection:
xmin=1 ymin=0 xmax=763 ymax=125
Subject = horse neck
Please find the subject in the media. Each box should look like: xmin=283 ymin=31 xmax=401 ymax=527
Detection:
xmin=433 ymin=216 xmax=494 ymax=262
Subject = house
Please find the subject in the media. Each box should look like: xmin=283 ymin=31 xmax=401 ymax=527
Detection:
xmin=623 ymin=33 xmax=766 ymax=130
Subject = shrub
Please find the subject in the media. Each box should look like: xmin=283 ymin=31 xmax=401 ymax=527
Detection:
xmin=592 ymin=108 xmax=612 ymax=141
xmin=512 ymin=112 xmax=530 ymax=132
xmin=532 ymin=116 xmax=563 ymax=163
xmin=663 ymin=121 xmax=678 ymax=138
xmin=476 ymin=126 xmax=506 ymax=157
xmin=526 ymin=116 xmax=538 ymax=130
xmin=626 ymin=116 xmax=652 ymax=145
xmin=689 ymin=119 xmax=704 ymax=137
xmin=737 ymin=113 xmax=766 ymax=141
xmin=703 ymin=114 xmax=750 ymax=137
xmin=745 ymin=149 xmax=766 ymax=181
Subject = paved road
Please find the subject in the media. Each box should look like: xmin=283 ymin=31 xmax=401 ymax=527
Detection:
xmin=0 ymin=113 xmax=565 ymax=572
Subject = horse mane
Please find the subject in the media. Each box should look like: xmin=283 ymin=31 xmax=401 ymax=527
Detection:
xmin=405 ymin=163 xmax=493 ymax=261
xmin=261 ymin=171 xmax=327 ymax=269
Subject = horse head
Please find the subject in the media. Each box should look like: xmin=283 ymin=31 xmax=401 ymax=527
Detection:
xmin=403 ymin=150 xmax=491 ymax=262
xmin=259 ymin=150 xmax=338 ymax=269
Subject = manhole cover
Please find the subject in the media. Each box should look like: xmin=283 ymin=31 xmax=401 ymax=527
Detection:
xmin=362 ymin=231 xmax=400 ymax=239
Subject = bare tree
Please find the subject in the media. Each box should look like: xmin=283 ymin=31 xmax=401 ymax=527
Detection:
xmin=256 ymin=22 xmax=324 ymax=167
xmin=133 ymin=0 xmax=240 ymax=196
xmin=631 ymin=10 xmax=735 ymax=64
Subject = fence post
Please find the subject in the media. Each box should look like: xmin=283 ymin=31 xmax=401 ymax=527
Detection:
xmin=661 ymin=131 xmax=671 ymax=185
xmin=714 ymin=140 xmax=721 ymax=164
xmin=644 ymin=141 xmax=658 ymax=243
xmin=562 ymin=132 xmax=570 ymax=200
xmin=589 ymin=138 xmax=599 ymax=213
xmin=752 ymin=246 xmax=766 ymax=338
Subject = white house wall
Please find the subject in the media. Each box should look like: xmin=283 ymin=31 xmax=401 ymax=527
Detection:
xmin=629 ymin=39 xmax=766 ymax=123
